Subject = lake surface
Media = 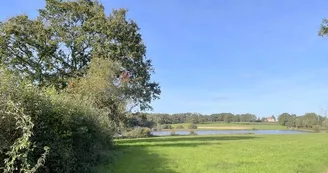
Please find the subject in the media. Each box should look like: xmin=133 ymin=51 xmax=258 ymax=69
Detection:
xmin=151 ymin=130 xmax=308 ymax=136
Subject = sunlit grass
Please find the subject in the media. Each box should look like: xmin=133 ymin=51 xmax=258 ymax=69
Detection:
xmin=96 ymin=134 xmax=328 ymax=173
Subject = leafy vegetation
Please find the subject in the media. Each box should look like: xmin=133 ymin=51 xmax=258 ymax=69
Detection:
xmin=0 ymin=61 xmax=118 ymax=172
xmin=0 ymin=101 xmax=49 ymax=173
xmin=124 ymin=127 xmax=151 ymax=138
xmin=175 ymin=125 xmax=184 ymax=129
xmin=161 ymin=124 xmax=174 ymax=129
xmin=0 ymin=0 xmax=160 ymax=111
xmin=96 ymin=134 xmax=328 ymax=173
xmin=188 ymin=124 xmax=198 ymax=129
xmin=146 ymin=113 xmax=261 ymax=124
xmin=189 ymin=130 xmax=197 ymax=136
xmin=278 ymin=112 xmax=327 ymax=131
xmin=0 ymin=0 xmax=160 ymax=172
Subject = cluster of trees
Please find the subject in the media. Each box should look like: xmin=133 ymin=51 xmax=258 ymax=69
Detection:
xmin=145 ymin=113 xmax=262 ymax=125
xmin=0 ymin=0 xmax=159 ymax=172
xmin=278 ymin=113 xmax=328 ymax=130
xmin=134 ymin=111 xmax=328 ymax=132
xmin=126 ymin=112 xmax=275 ymax=130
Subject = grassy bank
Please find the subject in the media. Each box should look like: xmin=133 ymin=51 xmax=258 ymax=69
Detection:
xmin=171 ymin=122 xmax=286 ymax=130
xmin=96 ymin=134 xmax=328 ymax=173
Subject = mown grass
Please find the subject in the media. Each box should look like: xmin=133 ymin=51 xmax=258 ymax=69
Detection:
xmin=95 ymin=134 xmax=328 ymax=173
xmin=171 ymin=122 xmax=286 ymax=130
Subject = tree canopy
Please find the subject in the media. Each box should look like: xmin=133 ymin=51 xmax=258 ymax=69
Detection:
xmin=0 ymin=0 xmax=160 ymax=111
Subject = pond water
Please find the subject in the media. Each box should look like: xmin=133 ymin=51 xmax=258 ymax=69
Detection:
xmin=151 ymin=130 xmax=308 ymax=136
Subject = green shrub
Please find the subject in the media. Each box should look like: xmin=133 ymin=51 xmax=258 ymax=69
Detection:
xmin=188 ymin=124 xmax=198 ymax=129
xmin=125 ymin=127 xmax=151 ymax=138
xmin=322 ymin=119 xmax=328 ymax=130
xmin=175 ymin=125 xmax=184 ymax=129
xmin=0 ymin=101 xmax=49 ymax=173
xmin=189 ymin=130 xmax=197 ymax=136
xmin=313 ymin=125 xmax=322 ymax=133
xmin=0 ymin=68 xmax=117 ymax=173
xmin=152 ymin=124 xmax=163 ymax=131
xmin=161 ymin=124 xmax=173 ymax=129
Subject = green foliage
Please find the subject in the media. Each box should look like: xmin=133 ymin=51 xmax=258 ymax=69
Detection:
xmin=0 ymin=0 xmax=162 ymax=172
xmin=0 ymin=0 xmax=160 ymax=111
xmin=146 ymin=112 xmax=259 ymax=125
xmin=189 ymin=130 xmax=197 ymax=136
xmin=223 ymin=113 xmax=233 ymax=123
xmin=312 ymin=125 xmax=321 ymax=133
xmin=278 ymin=112 xmax=325 ymax=131
xmin=278 ymin=113 xmax=291 ymax=126
xmin=0 ymin=101 xmax=49 ymax=173
xmin=175 ymin=125 xmax=184 ymax=129
xmin=319 ymin=18 xmax=328 ymax=36
xmin=301 ymin=113 xmax=320 ymax=128
xmin=322 ymin=119 xmax=328 ymax=130
xmin=125 ymin=127 xmax=151 ymax=138
xmin=161 ymin=124 xmax=173 ymax=129
xmin=152 ymin=124 xmax=162 ymax=132
xmin=125 ymin=112 xmax=155 ymax=129
xmin=188 ymin=124 xmax=198 ymax=129
xmin=285 ymin=114 xmax=297 ymax=128
xmin=66 ymin=58 xmax=127 ymax=131
xmin=0 ymin=64 xmax=117 ymax=172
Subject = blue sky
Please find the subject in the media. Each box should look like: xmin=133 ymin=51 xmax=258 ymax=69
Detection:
xmin=2 ymin=0 xmax=328 ymax=117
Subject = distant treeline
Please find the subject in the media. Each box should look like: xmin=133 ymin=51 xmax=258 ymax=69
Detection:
xmin=128 ymin=112 xmax=328 ymax=132
xmin=146 ymin=113 xmax=261 ymax=124
xmin=278 ymin=113 xmax=328 ymax=131
xmin=126 ymin=112 xmax=275 ymax=128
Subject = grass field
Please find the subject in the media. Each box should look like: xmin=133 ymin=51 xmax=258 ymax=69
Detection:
xmin=171 ymin=122 xmax=286 ymax=130
xmin=96 ymin=134 xmax=328 ymax=173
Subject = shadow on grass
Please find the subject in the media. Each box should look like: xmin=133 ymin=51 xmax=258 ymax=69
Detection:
xmin=95 ymin=135 xmax=260 ymax=173
xmin=94 ymin=146 xmax=178 ymax=173
xmin=118 ymin=135 xmax=260 ymax=147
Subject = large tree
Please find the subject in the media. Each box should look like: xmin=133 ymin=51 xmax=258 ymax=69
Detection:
xmin=0 ymin=0 xmax=160 ymax=111
xmin=278 ymin=113 xmax=291 ymax=126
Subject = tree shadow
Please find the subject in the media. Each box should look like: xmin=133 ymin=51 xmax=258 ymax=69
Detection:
xmin=118 ymin=135 xmax=260 ymax=147
xmin=94 ymin=146 xmax=177 ymax=173
xmin=95 ymin=135 xmax=260 ymax=173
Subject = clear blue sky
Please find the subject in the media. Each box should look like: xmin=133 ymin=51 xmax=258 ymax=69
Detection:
xmin=2 ymin=0 xmax=328 ymax=117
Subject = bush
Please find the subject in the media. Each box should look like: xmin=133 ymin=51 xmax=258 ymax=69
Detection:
xmin=0 ymin=67 xmax=117 ymax=173
xmin=152 ymin=124 xmax=163 ymax=131
xmin=175 ymin=125 xmax=184 ymax=129
xmin=188 ymin=124 xmax=198 ymax=129
xmin=0 ymin=101 xmax=49 ymax=173
xmin=322 ymin=119 xmax=328 ymax=130
xmin=161 ymin=124 xmax=173 ymax=129
xmin=313 ymin=125 xmax=322 ymax=133
xmin=189 ymin=130 xmax=197 ymax=136
xmin=125 ymin=127 xmax=151 ymax=138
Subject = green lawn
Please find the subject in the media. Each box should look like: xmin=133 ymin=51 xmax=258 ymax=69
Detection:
xmin=171 ymin=122 xmax=286 ymax=130
xmin=96 ymin=134 xmax=328 ymax=173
